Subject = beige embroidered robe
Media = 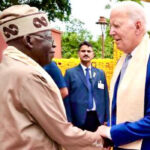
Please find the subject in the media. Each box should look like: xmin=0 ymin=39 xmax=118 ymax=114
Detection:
xmin=0 ymin=46 xmax=103 ymax=150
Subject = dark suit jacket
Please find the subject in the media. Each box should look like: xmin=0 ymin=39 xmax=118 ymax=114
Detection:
xmin=64 ymin=64 xmax=109 ymax=128
xmin=110 ymin=56 xmax=150 ymax=150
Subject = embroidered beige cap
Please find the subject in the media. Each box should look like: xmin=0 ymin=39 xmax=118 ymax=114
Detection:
xmin=0 ymin=5 xmax=51 ymax=42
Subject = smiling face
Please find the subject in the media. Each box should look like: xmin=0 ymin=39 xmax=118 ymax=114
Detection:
xmin=30 ymin=30 xmax=55 ymax=66
xmin=110 ymin=9 xmax=139 ymax=53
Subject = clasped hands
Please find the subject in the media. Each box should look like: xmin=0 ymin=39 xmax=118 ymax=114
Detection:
xmin=94 ymin=125 xmax=113 ymax=149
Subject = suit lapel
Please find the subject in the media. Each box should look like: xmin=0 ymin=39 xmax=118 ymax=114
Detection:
xmin=91 ymin=67 xmax=97 ymax=86
xmin=76 ymin=64 xmax=88 ymax=89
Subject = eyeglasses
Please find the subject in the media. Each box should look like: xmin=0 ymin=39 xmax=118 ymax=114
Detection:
xmin=80 ymin=50 xmax=93 ymax=53
xmin=31 ymin=34 xmax=56 ymax=48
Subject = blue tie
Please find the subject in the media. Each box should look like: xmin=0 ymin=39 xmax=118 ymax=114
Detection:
xmin=85 ymin=68 xmax=93 ymax=109
xmin=120 ymin=54 xmax=132 ymax=82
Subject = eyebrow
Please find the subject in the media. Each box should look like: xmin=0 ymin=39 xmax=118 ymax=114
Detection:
xmin=80 ymin=50 xmax=93 ymax=52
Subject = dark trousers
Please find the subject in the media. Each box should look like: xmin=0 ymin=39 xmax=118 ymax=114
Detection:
xmin=81 ymin=111 xmax=100 ymax=132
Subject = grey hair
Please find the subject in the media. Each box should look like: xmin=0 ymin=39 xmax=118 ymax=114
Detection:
xmin=111 ymin=1 xmax=147 ymax=32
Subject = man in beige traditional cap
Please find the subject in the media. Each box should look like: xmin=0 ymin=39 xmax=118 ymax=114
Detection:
xmin=0 ymin=5 xmax=104 ymax=150
xmin=98 ymin=1 xmax=150 ymax=150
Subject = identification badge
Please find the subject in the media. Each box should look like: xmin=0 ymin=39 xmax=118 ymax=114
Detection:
xmin=98 ymin=80 xmax=104 ymax=89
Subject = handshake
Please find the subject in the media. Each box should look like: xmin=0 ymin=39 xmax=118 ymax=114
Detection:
xmin=92 ymin=125 xmax=114 ymax=149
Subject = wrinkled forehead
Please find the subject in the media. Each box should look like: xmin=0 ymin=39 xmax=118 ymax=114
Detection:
xmin=110 ymin=9 xmax=129 ymax=24
xmin=110 ymin=7 xmax=128 ymax=18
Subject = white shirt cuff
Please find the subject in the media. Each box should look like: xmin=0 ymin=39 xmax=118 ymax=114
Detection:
xmin=106 ymin=127 xmax=112 ymax=140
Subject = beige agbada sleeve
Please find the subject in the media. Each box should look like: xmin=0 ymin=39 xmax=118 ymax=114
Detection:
xmin=4 ymin=46 xmax=103 ymax=150
xmin=20 ymin=73 xmax=104 ymax=150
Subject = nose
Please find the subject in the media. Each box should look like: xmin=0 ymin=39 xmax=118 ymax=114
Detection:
xmin=49 ymin=46 xmax=55 ymax=54
xmin=51 ymin=48 xmax=55 ymax=54
xmin=109 ymin=26 xmax=115 ymax=36
xmin=84 ymin=51 xmax=89 ymax=55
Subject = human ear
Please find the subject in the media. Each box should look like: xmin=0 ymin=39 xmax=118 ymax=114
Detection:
xmin=22 ymin=35 xmax=33 ymax=49
xmin=91 ymin=50 xmax=95 ymax=59
xmin=135 ymin=21 xmax=142 ymax=35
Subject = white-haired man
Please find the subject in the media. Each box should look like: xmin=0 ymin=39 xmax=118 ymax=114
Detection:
xmin=98 ymin=1 xmax=150 ymax=150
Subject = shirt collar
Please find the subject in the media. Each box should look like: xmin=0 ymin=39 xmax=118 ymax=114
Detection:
xmin=80 ymin=63 xmax=92 ymax=71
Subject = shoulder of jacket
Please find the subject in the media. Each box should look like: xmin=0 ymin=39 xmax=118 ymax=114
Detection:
xmin=66 ymin=65 xmax=79 ymax=72
xmin=92 ymin=67 xmax=104 ymax=73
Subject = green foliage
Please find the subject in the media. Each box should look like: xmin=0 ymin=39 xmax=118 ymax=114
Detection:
xmin=105 ymin=4 xmax=111 ymax=9
xmin=61 ymin=18 xmax=113 ymax=59
xmin=62 ymin=18 xmax=93 ymax=58
xmin=117 ymin=0 xmax=142 ymax=5
xmin=104 ymin=26 xmax=114 ymax=59
xmin=0 ymin=0 xmax=71 ymax=21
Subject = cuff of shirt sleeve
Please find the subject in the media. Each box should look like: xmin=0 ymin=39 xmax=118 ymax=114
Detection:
xmin=106 ymin=127 xmax=112 ymax=140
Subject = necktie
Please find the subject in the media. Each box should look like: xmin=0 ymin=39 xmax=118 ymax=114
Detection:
xmin=120 ymin=54 xmax=132 ymax=82
xmin=85 ymin=68 xmax=93 ymax=109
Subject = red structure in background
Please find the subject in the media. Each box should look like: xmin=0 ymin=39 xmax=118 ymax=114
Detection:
xmin=0 ymin=32 xmax=7 ymax=51
xmin=51 ymin=28 xmax=63 ymax=58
